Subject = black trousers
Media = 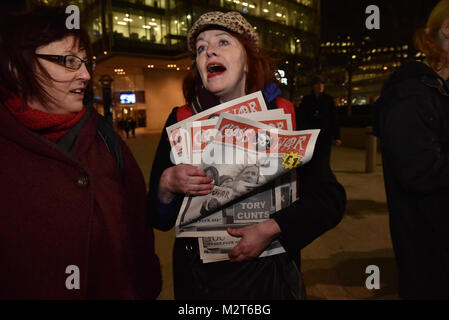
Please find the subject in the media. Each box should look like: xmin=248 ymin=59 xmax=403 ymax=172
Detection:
xmin=173 ymin=238 xmax=306 ymax=300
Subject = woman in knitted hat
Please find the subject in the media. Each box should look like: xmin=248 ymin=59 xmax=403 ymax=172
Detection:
xmin=148 ymin=11 xmax=346 ymax=299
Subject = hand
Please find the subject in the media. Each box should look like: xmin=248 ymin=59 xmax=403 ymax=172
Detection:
xmin=227 ymin=219 xmax=281 ymax=262
xmin=334 ymin=139 xmax=342 ymax=146
xmin=158 ymin=164 xmax=214 ymax=203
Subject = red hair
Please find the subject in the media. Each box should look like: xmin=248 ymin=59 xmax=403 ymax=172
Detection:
xmin=413 ymin=0 xmax=449 ymax=72
xmin=182 ymin=31 xmax=278 ymax=105
xmin=414 ymin=29 xmax=448 ymax=71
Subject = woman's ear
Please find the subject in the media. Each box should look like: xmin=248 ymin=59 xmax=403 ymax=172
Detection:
xmin=440 ymin=19 xmax=449 ymax=39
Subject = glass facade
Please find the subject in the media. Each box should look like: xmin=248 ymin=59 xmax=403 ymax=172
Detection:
xmin=31 ymin=0 xmax=319 ymax=57
xmin=82 ymin=0 xmax=319 ymax=57
xmin=219 ymin=0 xmax=318 ymax=33
xmin=77 ymin=0 xmax=321 ymax=102
xmin=112 ymin=11 xmax=166 ymax=43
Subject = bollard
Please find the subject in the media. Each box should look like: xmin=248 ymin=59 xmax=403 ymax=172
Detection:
xmin=365 ymin=126 xmax=377 ymax=173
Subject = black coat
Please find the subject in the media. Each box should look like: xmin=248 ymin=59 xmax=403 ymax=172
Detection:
xmin=147 ymin=95 xmax=346 ymax=299
xmin=373 ymin=60 xmax=449 ymax=299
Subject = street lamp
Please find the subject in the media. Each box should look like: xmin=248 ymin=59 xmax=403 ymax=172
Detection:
xmin=99 ymin=75 xmax=113 ymax=125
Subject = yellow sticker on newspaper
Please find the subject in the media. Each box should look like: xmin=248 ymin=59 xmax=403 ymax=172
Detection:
xmin=281 ymin=152 xmax=302 ymax=170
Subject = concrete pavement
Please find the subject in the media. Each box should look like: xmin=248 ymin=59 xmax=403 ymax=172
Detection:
xmin=125 ymin=129 xmax=399 ymax=300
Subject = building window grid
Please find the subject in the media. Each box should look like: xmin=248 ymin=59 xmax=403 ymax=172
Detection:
xmin=97 ymin=0 xmax=318 ymax=54
xmin=219 ymin=0 xmax=316 ymax=31
xmin=112 ymin=10 xmax=167 ymax=43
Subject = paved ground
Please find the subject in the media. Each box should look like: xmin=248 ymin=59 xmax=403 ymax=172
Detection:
xmin=125 ymin=128 xmax=399 ymax=300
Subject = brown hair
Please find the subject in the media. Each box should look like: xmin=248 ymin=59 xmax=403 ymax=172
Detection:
xmin=182 ymin=31 xmax=278 ymax=105
xmin=414 ymin=0 xmax=449 ymax=71
xmin=0 ymin=4 xmax=94 ymax=107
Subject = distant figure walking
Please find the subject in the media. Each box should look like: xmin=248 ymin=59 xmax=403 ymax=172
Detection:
xmin=130 ymin=118 xmax=137 ymax=137
xmin=296 ymin=75 xmax=341 ymax=168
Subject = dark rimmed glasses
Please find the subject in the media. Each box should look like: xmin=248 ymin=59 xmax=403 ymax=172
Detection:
xmin=36 ymin=54 xmax=96 ymax=71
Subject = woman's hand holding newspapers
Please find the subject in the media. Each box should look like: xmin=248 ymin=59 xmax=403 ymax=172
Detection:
xmin=227 ymin=219 xmax=281 ymax=262
xmin=158 ymin=164 xmax=214 ymax=203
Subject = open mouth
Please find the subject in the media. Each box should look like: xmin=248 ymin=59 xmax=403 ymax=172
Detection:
xmin=69 ymin=88 xmax=85 ymax=95
xmin=207 ymin=63 xmax=226 ymax=78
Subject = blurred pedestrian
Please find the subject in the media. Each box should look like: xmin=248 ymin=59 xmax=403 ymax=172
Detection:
xmin=296 ymin=75 xmax=341 ymax=168
xmin=130 ymin=117 xmax=137 ymax=137
xmin=123 ymin=118 xmax=131 ymax=138
xmin=147 ymin=11 xmax=346 ymax=300
xmin=373 ymin=0 xmax=449 ymax=299
xmin=0 ymin=5 xmax=161 ymax=299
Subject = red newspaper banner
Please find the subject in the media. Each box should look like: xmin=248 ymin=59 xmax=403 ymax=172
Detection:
xmin=167 ymin=91 xmax=268 ymax=164
xmin=213 ymin=117 xmax=312 ymax=157
xmin=190 ymin=117 xmax=291 ymax=153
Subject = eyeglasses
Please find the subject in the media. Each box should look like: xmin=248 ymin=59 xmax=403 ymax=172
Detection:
xmin=36 ymin=54 xmax=96 ymax=71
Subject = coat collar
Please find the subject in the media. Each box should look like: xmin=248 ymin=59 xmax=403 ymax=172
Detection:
xmin=420 ymin=75 xmax=449 ymax=97
xmin=380 ymin=60 xmax=449 ymax=98
xmin=0 ymin=100 xmax=99 ymax=167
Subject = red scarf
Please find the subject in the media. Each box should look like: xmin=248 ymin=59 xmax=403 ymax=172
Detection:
xmin=0 ymin=86 xmax=86 ymax=143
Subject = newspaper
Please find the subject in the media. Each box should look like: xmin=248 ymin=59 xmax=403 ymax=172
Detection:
xmin=166 ymin=92 xmax=319 ymax=262
xmin=198 ymin=172 xmax=297 ymax=263
xmin=178 ymin=172 xmax=296 ymax=237
xmin=167 ymin=91 xmax=268 ymax=165
xmin=185 ymin=109 xmax=292 ymax=166
xmin=175 ymin=112 xmax=320 ymax=229
xmin=199 ymin=236 xmax=286 ymax=263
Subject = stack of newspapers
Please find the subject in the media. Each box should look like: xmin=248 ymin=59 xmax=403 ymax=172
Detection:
xmin=167 ymin=91 xmax=319 ymax=263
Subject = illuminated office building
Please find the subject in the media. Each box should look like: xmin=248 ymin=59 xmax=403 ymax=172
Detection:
xmin=318 ymin=36 xmax=422 ymax=107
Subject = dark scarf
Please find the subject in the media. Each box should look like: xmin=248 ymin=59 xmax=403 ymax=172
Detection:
xmin=191 ymin=87 xmax=221 ymax=114
xmin=0 ymin=85 xmax=86 ymax=143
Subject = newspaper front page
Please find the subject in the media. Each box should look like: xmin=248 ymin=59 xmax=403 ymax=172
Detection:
xmin=199 ymin=236 xmax=286 ymax=263
xmin=184 ymin=109 xmax=292 ymax=166
xmin=167 ymin=91 xmax=268 ymax=165
xmin=175 ymin=112 xmax=319 ymax=228
xmin=198 ymin=171 xmax=297 ymax=263
xmin=166 ymin=93 xmax=319 ymax=262
xmin=178 ymin=173 xmax=296 ymax=237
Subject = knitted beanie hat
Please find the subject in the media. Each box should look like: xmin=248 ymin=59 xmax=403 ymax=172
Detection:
xmin=187 ymin=11 xmax=259 ymax=54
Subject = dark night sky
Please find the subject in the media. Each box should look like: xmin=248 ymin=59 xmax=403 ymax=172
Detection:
xmin=321 ymin=0 xmax=440 ymax=45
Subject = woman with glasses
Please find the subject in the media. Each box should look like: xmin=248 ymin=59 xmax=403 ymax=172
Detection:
xmin=0 ymin=6 xmax=161 ymax=299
